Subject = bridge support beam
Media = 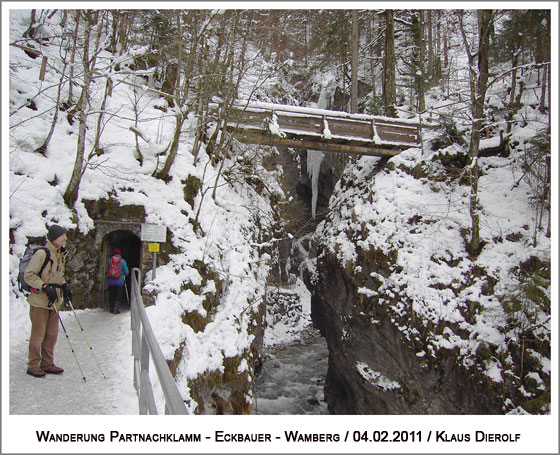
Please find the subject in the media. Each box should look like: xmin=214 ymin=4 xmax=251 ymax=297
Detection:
xmin=229 ymin=130 xmax=403 ymax=157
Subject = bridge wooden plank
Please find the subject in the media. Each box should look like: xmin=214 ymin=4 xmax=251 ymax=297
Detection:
xmin=277 ymin=115 xmax=322 ymax=135
xmin=228 ymin=129 xmax=404 ymax=157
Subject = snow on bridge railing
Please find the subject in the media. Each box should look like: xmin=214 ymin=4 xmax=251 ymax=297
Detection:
xmin=130 ymin=268 xmax=188 ymax=415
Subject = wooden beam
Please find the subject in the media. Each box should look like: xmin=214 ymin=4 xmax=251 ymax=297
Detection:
xmin=39 ymin=56 xmax=48 ymax=81
xmin=229 ymin=130 xmax=403 ymax=157
xmin=10 ymin=42 xmax=42 ymax=56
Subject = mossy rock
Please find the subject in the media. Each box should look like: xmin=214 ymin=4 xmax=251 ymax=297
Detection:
xmin=168 ymin=341 xmax=185 ymax=376
xmin=187 ymin=353 xmax=253 ymax=415
xmin=520 ymin=391 xmax=550 ymax=414
xmin=182 ymin=310 xmax=208 ymax=333
xmin=475 ymin=342 xmax=493 ymax=362
xmin=83 ymin=197 xmax=146 ymax=222
xmin=182 ymin=175 xmax=202 ymax=208
xmin=179 ymin=260 xmax=225 ymax=333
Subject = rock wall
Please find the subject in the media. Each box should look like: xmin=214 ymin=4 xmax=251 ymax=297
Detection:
xmin=312 ymin=251 xmax=502 ymax=414
xmin=309 ymin=147 xmax=551 ymax=415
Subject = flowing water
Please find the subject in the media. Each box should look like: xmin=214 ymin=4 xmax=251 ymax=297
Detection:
xmin=253 ymin=326 xmax=329 ymax=415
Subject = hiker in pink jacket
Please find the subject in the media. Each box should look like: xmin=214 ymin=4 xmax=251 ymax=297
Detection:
xmin=106 ymin=248 xmax=129 ymax=314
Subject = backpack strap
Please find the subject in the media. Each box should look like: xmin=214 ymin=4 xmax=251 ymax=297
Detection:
xmin=37 ymin=247 xmax=51 ymax=276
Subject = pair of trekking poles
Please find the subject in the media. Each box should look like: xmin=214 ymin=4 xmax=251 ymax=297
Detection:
xmin=52 ymin=298 xmax=106 ymax=383
xmin=53 ymin=281 xmax=129 ymax=382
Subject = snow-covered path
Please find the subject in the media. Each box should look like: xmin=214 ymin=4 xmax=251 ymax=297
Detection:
xmin=9 ymin=308 xmax=138 ymax=415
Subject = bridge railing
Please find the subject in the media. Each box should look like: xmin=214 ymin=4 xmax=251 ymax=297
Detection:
xmin=130 ymin=268 xmax=188 ymax=414
xmin=211 ymin=101 xmax=425 ymax=156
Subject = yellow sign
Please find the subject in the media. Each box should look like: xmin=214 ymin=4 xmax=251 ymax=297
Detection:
xmin=148 ymin=243 xmax=160 ymax=253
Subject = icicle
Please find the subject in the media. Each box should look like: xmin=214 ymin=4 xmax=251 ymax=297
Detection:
xmin=307 ymin=150 xmax=325 ymax=220
xmin=307 ymin=82 xmax=328 ymax=220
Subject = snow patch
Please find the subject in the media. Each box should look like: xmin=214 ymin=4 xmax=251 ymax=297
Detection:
xmin=356 ymin=362 xmax=401 ymax=391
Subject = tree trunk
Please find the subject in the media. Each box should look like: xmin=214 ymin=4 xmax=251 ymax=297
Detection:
xmin=65 ymin=11 xmax=81 ymax=108
xmin=427 ymin=10 xmax=433 ymax=82
xmin=174 ymin=11 xmax=183 ymax=95
xmin=23 ymin=10 xmax=38 ymax=39
xmin=35 ymin=58 xmax=68 ymax=155
xmin=539 ymin=13 xmax=550 ymax=114
xmin=93 ymin=76 xmax=113 ymax=155
xmin=506 ymin=52 xmax=518 ymax=134
xmin=416 ymin=11 xmax=426 ymax=112
xmin=154 ymin=112 xmax=185 ymax=180
xmin=351 ymin=10 xmax=359 ymax=113
xmin=466 ymin=10 xmax=492 ymax=254
xmin=382 ymin=10 xmax=397 ymax=117
xmin=63 ymin=11 xmax=93 ymax=208
xmin=443 ymin=19 xmax=449 ymax=68
xmin=367 ymin=12 xmax=377 ymax=97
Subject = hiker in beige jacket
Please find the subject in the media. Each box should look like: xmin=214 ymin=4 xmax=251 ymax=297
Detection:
xmin=23 ymin=225 xmax=72 ymax=378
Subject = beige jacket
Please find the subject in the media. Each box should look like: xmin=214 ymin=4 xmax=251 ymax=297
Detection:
xmin=24 ymin=241 xmax=68 ymax=310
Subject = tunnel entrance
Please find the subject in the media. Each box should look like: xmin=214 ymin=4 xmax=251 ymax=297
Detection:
xmin=101 ymin=230 xmax=141 ymax=311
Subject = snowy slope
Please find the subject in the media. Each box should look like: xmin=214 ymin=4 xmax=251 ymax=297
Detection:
xmin=6 ymin=8 xmax=294 ymax=416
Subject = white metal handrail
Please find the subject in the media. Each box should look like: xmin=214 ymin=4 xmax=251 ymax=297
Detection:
xmin=130 ymin=268 xmax=188 ymax=414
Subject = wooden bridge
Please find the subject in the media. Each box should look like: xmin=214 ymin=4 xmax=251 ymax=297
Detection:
xmin=218 ymin=102 xmax=423 ymax=157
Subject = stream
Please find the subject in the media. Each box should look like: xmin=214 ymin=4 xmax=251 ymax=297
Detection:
xmin=253 ymin=326 xmax=329 ymax=415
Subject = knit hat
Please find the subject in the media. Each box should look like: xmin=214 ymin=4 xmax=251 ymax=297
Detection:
xmin=47 ymin=225 xmax=67 ymax=242
xmin=113 ymin=248 xmax=121 ymax=255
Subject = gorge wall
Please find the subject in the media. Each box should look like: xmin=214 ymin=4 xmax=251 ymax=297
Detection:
xmin=311 ymin=250 xmax=502 ymax=414
xmin=308 ymin=149 xmax=550 ymax=415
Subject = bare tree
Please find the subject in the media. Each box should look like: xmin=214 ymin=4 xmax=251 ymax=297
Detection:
xmin=63 ymin=10 xmax=105 ymax=208
xmin=34 ymin=46 xmax=69 ymax=155
xmin=458 ymin=9 xmax=493 ymax=254
xmin=153 ymin=10 xmax=216 ymax=181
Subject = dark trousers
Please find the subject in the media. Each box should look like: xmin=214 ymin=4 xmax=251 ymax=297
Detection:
xmin=108 ymin=285 xmax=124 ymax=311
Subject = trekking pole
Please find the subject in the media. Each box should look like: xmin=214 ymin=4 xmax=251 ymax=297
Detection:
xmin=66 ymin=299 xmax=107 ymax=379
xmin=53 ymin=305 xmax=87 ymax=382
xmin=124 ymin=281 xmax=130 ymax=304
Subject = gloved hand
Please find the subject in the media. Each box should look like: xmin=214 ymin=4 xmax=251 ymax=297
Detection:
xmin=61 ymin=283 xmax=72 ymax=303
xmin=42 ymin=284 xmax=57 ymax=306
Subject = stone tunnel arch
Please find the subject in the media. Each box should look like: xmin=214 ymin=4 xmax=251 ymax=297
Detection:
xmin=94 ymin=221 xmax=144 ymax=310
xmin=102 ymin=230 xmax=141 ymax=309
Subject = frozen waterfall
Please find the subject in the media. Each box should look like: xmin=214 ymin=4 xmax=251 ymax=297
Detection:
xmin=307 ymin=83 xmax=330 ymax=220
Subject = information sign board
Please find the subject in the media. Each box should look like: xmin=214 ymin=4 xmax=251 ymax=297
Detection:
xmin=141 ymin=223 xmax=167 ymax=243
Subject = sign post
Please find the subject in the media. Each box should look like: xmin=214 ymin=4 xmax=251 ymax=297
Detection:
xmin=141 ymin=224 xmax=167 ymax=280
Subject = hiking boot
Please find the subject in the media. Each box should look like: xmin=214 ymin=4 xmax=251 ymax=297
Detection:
xmin=114 ymin=309 xmax=120 ymax=314
xmin=27 ymin=367 xmax=46 ymax=378
xmin=42 ymin=364 xmax=64 ymax=374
